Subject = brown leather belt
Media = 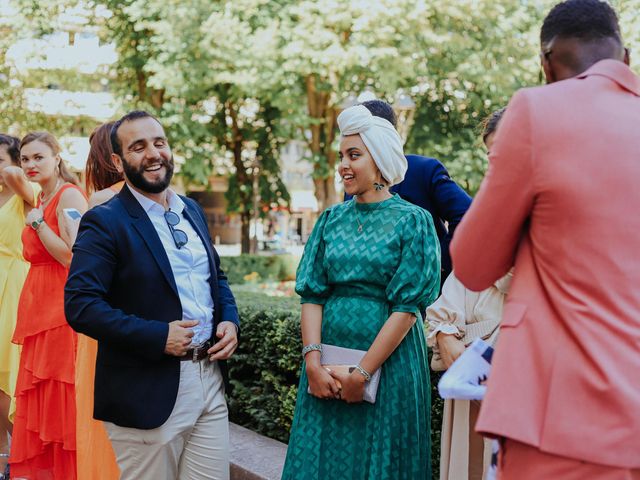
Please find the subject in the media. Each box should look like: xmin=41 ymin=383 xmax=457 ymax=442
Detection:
xmin=180 ymin=340 xmax=213 ymax=362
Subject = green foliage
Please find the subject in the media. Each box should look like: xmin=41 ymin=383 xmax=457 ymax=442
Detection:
xmin=7 ymin=0 xmax=640 ymax=203
xmin=228 ymin=290 xmax=445 ymax=478
xmin=0 ymin=0 xmax=109 ymax=136
xmin=90 ymin=0 xmax=292 ymax=252
xmin=227 ymin=291 xmax=302 ymax=442
xmin=220 ymin=255 xmax=298 ymax=285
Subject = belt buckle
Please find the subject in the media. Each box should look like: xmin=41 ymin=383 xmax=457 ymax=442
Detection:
xmin=192 ymin=344 xmax=201 ymax=363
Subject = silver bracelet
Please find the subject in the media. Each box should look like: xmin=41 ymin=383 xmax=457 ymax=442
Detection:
xmin=353 ymin=364 xmax=371 ymax=382
xmin=301 ymin=343 xmax=322 ymax=358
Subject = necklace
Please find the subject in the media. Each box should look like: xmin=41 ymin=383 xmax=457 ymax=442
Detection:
xmin=353 ymin=197 xmax=388 ymax=233
xmin=39 ymin=178 xmax=63 ymax=207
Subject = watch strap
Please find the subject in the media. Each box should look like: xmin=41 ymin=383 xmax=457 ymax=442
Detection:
xmin=31 ymin=217 xmax=45 ymax=230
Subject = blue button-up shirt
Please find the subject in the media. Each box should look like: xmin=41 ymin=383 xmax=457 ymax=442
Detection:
xmin=129 ymin=187 xmax=214 ymax=345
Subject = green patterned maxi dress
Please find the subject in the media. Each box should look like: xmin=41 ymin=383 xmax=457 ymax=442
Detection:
xmin=282 ymin=194 xmax=441 ymax=480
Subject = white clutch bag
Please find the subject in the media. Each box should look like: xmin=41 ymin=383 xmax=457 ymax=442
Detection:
xmin=307 ymin=343 xmax=381 ymax=403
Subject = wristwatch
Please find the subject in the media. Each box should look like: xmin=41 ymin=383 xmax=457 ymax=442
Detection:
xmin=31 ymin=217 xmax=45 ymax=231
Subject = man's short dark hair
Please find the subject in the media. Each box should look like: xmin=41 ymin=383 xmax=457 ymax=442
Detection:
xmin=110 ymin=110 xmax=162 ymax=157
xmin=541 ymin=0 xmax=621 ymax=46
xmin=481 ymin=107 xmax=507 ymax=143
xmin=360 ymin=100 xmax=397 ymax=128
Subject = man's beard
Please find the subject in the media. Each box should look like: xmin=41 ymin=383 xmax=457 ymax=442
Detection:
xmin=121 ymin=155 xmax=174 ymax=194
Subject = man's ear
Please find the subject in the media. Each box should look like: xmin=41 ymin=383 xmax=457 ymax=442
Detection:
xmin=623 ymin=47 xmax=631 ymax=66
xmin=541 ymin=57 xmax=555 ymax=84
xmin=111 ymin=153 xmax=124 ymax=174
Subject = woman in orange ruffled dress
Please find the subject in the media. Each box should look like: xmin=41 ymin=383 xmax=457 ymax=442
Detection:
xmin=75 ymin=122 xmax=122 ymax=480
xmin=10 ymin=132 xmax=87 ymax=479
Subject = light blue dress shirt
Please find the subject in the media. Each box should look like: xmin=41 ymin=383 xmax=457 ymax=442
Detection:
xmin=129 ymin=187 xmax=214 ymax=345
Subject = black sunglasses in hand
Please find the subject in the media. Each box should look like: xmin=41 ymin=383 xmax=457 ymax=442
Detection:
xmin=164 ymin=210 xmax=188 ymax=249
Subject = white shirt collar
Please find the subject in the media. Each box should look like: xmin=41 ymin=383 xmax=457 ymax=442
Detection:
xmin=128 ymin=184 xmax=185 ymax=215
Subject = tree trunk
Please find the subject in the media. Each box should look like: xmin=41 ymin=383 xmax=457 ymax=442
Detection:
xmin=313 ymin=177 xmax=327 ymax=213
xmin=305 ymin=74 xmax=341 ymax=212
xmin=240 ymin=213 xmax=251 ymax=254
xmin=227 ymin=100 xmax=253 ymax=253
xmin=150 ymin=88 xmax=165 ymax=109
xmin=136 ymin=69 xmax=146 ymax=102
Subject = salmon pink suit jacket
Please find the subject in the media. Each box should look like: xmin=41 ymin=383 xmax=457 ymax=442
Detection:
xmin=451 ymin=59 xmax=640 ymax=468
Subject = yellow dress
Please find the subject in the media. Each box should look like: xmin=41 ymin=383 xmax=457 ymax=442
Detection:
xmin=0 ymin=188 xmax=38 ymax=419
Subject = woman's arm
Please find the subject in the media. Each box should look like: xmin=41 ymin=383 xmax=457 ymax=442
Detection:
xmin=359 ymin=312 xmax=416 ymax=374
xmin=88 ymin=188 xmax=116 ymax=209
xmin=58 ymin=187 xmax=88 ymax=250
xmin=26 ymin=208 xmax=74 ymax=268
xmin=1 ymin=166 xmax=36 ymax=207
xmin=301 ymin=303 xmax=340 ymax=399
xmin=426 ymin=273 xmax=468 ymax=369
xmin=25 ymin=187 xmax=87 ymax=267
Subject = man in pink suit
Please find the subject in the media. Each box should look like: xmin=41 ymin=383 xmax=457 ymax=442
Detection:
xmin=451 ymin=0 xmax=640 ymax=478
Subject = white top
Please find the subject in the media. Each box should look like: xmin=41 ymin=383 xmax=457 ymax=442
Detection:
xmin=129 ymin=186 xmax=214 ymax=345
xmin=426 ymin=271 xmax=512 ymax=371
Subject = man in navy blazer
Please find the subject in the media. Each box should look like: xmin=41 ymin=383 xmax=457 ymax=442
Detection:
xmin=347 ymin=100 xmax=471 ymax=282
xmin=65 ymin=111 xmax=239 ymax=480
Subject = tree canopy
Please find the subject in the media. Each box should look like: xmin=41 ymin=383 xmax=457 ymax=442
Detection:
xmin=3 ymin=0 xmax=639 ymax=248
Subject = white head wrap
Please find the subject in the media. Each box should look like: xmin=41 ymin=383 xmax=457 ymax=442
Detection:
xmin=337 ymin=104 xmax=407 ymax=186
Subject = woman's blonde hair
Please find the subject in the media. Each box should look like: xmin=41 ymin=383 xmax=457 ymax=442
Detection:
xmin=20 ymin=131 xmax=79 ymax=186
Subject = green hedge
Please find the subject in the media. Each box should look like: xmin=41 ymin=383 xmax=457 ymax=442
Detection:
xmin=227 ymin=291 xmax=302 ymax=441
xmin=227 ymin=290 xmax=444 ymax=478
xmin=220 ymin=255 xmax=298 ymax=284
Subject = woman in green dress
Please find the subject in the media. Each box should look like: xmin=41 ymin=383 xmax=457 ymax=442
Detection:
xmin=282 ymin=104 xmax=441 ymax=480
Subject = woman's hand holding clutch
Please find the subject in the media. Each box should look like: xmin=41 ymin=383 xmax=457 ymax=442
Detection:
xmin=306 ymin=363 xmax=341 ymax=400
xmin=329 ymin=369 xmax=366 ymax=403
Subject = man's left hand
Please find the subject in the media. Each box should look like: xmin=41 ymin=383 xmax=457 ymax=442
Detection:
xmin=207 ymin=321 xmax=238 ymax=361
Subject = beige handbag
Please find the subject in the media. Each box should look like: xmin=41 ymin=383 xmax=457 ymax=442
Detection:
xmin=307 ymin=343 xmax=381 ymax=403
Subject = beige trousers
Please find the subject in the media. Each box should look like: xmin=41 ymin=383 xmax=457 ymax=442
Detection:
xmin=104 ymin=360 xmax=229 ymax=480
xmin=440 ymin=399 xmax=492 ymax=480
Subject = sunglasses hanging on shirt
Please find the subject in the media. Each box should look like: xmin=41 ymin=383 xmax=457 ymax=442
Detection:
xmin=164 ymin=210 xmax=188 ymax=249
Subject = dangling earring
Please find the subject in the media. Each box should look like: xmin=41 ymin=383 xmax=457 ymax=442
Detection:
xmin=373 ymin=182 xmax=385 ymax=191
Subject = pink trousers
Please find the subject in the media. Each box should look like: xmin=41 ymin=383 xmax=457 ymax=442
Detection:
xmin=498 ymin=439 xmax=640 ymax=480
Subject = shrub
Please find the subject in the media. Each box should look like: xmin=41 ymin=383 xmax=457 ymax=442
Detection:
xmin=228 ymin=290 xmax=443 ymax=477
xmin=227 ymin=291 xmax=302 ymax=442
xmin=220 ymin=255 xmax=298 ymax=285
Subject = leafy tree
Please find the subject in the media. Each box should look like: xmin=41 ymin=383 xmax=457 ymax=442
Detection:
xmin=91 ymin=0 xmax=291 ymax=252
xmin=0 ymin=0 xmax=104 ymax=137
xmin=271 ymin=0 xmax=439 ymax=210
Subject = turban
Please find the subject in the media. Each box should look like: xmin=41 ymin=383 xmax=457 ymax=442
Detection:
xmin=337 ymin=104 xmax=407 ymax=186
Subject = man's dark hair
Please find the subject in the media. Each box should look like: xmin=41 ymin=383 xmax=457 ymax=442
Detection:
xmin=110 ymin=110 xmax=162 ymax=157
xmin=360 ymin=100 xmax=397 ymax=128
xmin=481 ymin=107 xmax=507 ymax=143
xmin=541 ymin=0 xmax=621 ymax=47
xmin=0 ymin=134 xmax=21 ymax=164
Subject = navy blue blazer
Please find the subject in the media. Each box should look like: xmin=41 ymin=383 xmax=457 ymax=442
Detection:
xmin=347 ymin=154 xmax=471 ymax=279
xmin=64 ymin=185 xmax=239 ymax=430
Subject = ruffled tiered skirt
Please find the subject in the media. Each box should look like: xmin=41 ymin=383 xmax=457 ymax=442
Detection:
xmin=10 ymin=262 xmax=77 ymax=479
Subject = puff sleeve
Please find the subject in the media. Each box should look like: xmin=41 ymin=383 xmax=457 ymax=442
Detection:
xmin=295 ymin=208 xmax=332 ymax=305
xmin=386 ymin=208 xmax=441 ymax=315
xmin=425 ymin=273 xmax=468 ymax=347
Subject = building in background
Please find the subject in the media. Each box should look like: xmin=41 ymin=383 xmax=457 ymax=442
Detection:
xmin=188 ymin=141 xmax=318 ymax=249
